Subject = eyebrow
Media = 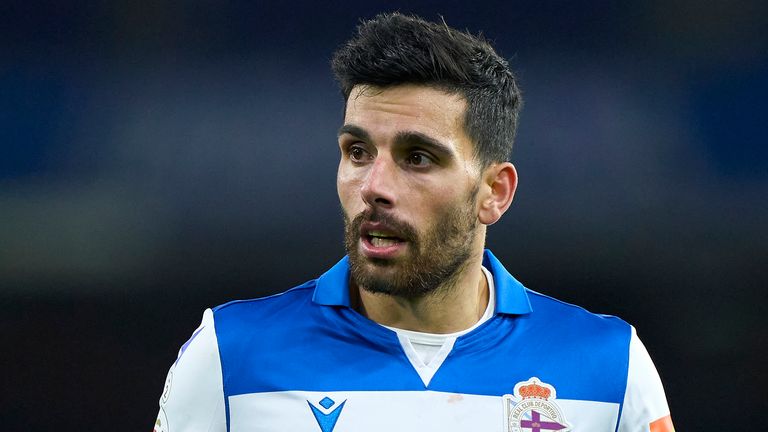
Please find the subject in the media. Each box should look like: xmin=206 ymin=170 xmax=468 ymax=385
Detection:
xmin=394 ymin=130 xmax=454 ymax=158
xmin=337 ymin=124 xmax=371 ymax=142
xmin=338 ymin=124 xmax=455 ymax=159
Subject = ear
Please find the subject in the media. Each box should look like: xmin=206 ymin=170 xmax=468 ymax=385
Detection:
xmin=477 ymin=162 xmax=518 ymax=225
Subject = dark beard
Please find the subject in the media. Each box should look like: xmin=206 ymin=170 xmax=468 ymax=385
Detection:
xmin=343 ymin=194 xmax=479 ymax=299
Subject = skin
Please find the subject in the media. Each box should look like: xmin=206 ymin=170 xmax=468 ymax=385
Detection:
xmin=337 ymin=84 xmax=518 ymax=334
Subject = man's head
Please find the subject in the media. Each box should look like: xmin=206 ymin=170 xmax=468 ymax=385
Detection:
xmin=332 ymin=14 xmax=521 ymax=299
xmin=332 ymin=12 xmax=522 ymax=168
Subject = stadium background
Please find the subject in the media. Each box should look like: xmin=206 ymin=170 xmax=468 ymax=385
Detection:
xmin=1 ymin=1 xmax=766 ymax=430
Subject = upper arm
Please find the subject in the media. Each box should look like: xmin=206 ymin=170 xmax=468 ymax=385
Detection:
xmin=154 ymin=309 xmax=227 ymax=432
xmin=617 ymin=327 xmax=674 ymax=432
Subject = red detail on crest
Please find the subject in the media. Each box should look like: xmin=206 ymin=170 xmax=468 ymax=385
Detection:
xmin=519 ymin=382 xmax=552 ymax=400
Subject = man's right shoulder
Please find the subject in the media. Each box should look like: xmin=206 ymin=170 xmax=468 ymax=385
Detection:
xmin=211 ymin=279 xmax=319 ymax=325
xmin=207 ymin=280 xmax=319 ymax=341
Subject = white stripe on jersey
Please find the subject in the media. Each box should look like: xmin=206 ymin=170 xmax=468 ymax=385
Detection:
xmin=155 ymin=309 xmax=226 ymax=431
xmin=617 ymin=327 xmax=672 ymax=432
xmin=229 ymin=390 xmax=620 ymax=432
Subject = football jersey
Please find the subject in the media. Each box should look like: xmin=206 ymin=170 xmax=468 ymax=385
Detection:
xmin=154 ymin=250 xmax=673 ymax=432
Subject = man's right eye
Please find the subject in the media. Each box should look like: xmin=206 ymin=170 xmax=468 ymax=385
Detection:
xmin=349 ymin=146 xmax=369 ymax=162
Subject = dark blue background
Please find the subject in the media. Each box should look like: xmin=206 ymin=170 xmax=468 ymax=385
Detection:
xmin=1 ymin=1 xmax=766 ymax=430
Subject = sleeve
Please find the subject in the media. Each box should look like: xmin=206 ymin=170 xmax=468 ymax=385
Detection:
xmin=617 ymin=326 xmax=675 ymax=432
xmin=153 ymin=308 xmax=227 ymax=432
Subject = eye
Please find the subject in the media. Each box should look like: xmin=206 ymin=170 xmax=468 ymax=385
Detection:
xmin=405 ymin=151 xmax=434 ymax=168
xmin=348 ymin=144 xmax=371 ymax=163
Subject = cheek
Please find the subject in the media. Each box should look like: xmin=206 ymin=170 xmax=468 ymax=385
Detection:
xmin=337 ymin=171 xmax=363 ymax=212
xmin=420 ymin=185 xmax=475 ymax=221
xmin=410 ymin=188 xmax=455 ymax=222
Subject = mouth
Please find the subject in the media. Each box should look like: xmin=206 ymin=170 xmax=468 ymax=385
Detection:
xmin=366 ymin=230 xmax=404 ymax=247
xmin=359 ymin=224 xmax=408 ymax=259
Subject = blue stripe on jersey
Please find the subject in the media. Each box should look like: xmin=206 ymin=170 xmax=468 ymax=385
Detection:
xmin=212 ymin=250 xmax=631 ymax=405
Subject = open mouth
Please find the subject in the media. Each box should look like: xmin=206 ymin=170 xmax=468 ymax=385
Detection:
xmin=366 ymin=230 xmax=405 ymax=248
xmin=354 ymin=216 xmax=414 ymax=260
xmin=359 ymin=223 xmax=409 ymax=259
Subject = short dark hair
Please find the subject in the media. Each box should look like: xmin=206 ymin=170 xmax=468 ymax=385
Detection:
xmin=331 ymin=12 xmax=523 ymax=167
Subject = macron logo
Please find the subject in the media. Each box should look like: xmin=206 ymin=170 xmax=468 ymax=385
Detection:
xmin=307 ymin=396 xmax=346 ymax=432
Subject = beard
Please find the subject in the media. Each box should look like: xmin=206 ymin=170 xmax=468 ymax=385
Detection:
xmin=343 ymin=189 xmax=479 ymax=299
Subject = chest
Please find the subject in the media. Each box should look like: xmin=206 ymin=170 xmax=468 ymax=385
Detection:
xmin=226 ymin=389 xmax=620 ymax=432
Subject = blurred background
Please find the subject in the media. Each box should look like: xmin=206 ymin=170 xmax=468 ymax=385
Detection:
xmin=1 ymin=1 xmax=766 ymax=430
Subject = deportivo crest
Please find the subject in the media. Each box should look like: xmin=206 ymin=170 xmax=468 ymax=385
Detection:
xmin=503 ymin=377 xmax=571 ymax=432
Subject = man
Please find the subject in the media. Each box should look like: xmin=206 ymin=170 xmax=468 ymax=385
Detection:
xmin=154 ymin=13 xmax=674 ymax=432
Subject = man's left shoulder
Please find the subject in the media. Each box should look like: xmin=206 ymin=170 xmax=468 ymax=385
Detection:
xmin=524 ymin=289 xmax=632 ymax=344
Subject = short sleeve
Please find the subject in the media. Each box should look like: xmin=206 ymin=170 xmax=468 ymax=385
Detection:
xmin=617 ymin=327 xmax=675 ymax=432
xmin=153 ymin=309 xmax=227 ymax=432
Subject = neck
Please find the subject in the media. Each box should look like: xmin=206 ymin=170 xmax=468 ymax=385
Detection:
xmin=353 ymin=252 xmax=488 ymax=334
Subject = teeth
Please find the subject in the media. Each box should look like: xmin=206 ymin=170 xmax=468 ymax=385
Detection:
xmin=370 ymin=236 xmax=398 ymax=247
xmin=369 ymin=230 xmax=392 ymax=237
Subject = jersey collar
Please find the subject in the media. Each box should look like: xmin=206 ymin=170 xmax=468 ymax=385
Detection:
xmin=312 ymin=249 xmax=533 ymax=315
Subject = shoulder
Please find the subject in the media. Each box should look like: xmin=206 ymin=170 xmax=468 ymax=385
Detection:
xmin=206 ymin=279 xmax=327 ymax=358
xmin=525 ymin=288 xmax=630 ymax=335
xmin=211 ymin=280 xmax=318 ymax=325
xmin=497 ymin=289 xmax=635 ymax=403
xmin=515 ymin=288 xmax=634 ymax=378
xmin=485 ymin=249 xmax=629 ymax=340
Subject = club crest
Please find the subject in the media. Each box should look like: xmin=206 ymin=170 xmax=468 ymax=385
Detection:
xmin=503 ymin=377 xmax=571 ymax=432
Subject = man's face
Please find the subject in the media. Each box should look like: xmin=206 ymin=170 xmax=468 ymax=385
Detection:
xmin=337 ymin=84 xmax=484 ymax=298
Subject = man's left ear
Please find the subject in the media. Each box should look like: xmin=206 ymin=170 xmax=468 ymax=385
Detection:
xmin=477 ymin=162 xmax=518 ymax=225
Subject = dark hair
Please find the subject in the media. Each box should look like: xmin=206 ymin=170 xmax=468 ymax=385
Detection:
xmin=331 ymin=12 xmax=523 ymax=167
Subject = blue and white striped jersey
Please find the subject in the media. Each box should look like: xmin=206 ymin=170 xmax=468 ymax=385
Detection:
xmin=154 ymin=250 xmax=673 ymax=432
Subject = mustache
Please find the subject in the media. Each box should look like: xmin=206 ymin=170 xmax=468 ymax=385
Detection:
xmin=348 ymin=209 xmax=418 ymax=242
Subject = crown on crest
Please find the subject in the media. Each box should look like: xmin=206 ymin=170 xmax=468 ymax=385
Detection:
xmin=518 ymin=381 xmax=552 ymax=400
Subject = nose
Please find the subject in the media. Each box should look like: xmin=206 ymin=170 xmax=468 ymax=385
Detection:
xmin=361 ymin=155 xmax=397 ymax=208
